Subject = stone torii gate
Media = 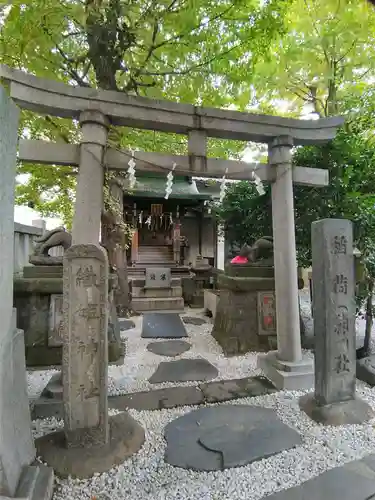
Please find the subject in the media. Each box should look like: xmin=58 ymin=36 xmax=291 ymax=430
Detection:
xmin=0 ymin=65 xmax=343 ymax=475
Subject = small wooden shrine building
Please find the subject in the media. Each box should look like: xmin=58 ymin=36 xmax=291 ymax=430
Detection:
xmin=123 ymin=173 xmax=221 ymax=268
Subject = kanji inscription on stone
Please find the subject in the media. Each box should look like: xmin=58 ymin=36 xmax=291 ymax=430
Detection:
xmin=63 ymin=244 xmax=109 ymax=448
xmin=48 ymin=293 xmax=64 ymax=346
xmin=311 ymin=219 xmax=356 ymax=406
xmin=257 ymin=292 xmax=277 ymax=336
xmin=145 ymin=267 xmax=171 ymax=288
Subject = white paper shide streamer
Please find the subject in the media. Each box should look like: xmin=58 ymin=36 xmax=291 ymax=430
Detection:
xmin=165 ymin=163 xmax=176 ymax=200
xmin=127 ymin=151 xmax=137 ymax=189
xmin=251 ymin=168 xmax=265 ymax=195
xmin=219 ymin=167 xmax=228 ymax=203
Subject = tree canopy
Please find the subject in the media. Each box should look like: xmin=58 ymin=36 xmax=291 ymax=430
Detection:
xmin=1 ymin=0 xmax=291 ymax=224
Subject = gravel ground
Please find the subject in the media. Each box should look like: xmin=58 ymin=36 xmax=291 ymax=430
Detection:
xmin=36 ymin=383 xmax=375 ymax=500
xmin=27 ymin=290 xmax=375 ymax=499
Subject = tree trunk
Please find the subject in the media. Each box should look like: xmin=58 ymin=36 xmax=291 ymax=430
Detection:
xmin=363 ymin=279 xmax=374 ymax=356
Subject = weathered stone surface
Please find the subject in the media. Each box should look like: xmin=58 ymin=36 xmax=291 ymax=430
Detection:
xmin=109 ymin=386 xmax=204 ymax=411
xmin=48 ymin=294 xmax=64 ymax=346
xmin=118 ymin=319 xmax=136 ymax=331
xmin=63 ymin=244 xmax=109 ymax=448
xmin=182 ymin=317 xmax=206 ymax=326
xmin=301 ymin=219 xmax=373 ymax=424
xmin=141 ymin=313 xmax=188 ymax=339
xmin=264 ymin=454 xmax=375 ymax=499
xmin=199 ymin=376 xmax=276 ymax=403
xmin=164 ymin=406 xmax=302 ymax=471
xmin=35 ymin=412 xmax=144 ymax=479
xmin=0 ymin=87 xmax=39 ymax=498
xmin=357 ymin=355 xmax=375 ymax=386
xmin=31 ymin=398 xmax=63 ymax=420
xmin=149 ymin=358 xmax=218 ymax=384
xmin=299 ymin=394 xmax=374 ymax=426
xmin=312 ymin=219 xmax=356 ymax=405
xmin=23 ymin=265 xmax=63 ymax=279
xmin=15 ymin=465 xmax=54 ymax=500
xmin=147 ymin=340 xmax=191 ymax=357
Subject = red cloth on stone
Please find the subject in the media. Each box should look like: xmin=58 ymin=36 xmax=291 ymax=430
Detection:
xmin=230 ymin=255 xmax=248 ymax=264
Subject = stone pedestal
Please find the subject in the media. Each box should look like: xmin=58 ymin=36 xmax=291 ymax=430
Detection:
xmin=13 ymin=265 xmax=123 ymax=367
xmin=212 ymin=264 xmax=305 ymax=356
xmin=300 ymin=219 xmax=373 ymax=425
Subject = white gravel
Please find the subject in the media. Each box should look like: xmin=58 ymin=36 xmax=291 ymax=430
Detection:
xmin=27 ymin=289 xmax=375 ymax=499
xmin=35 ymin=382 xmax=375 ymax=500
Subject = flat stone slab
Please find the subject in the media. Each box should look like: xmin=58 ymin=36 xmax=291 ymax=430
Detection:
xmin=164 ymin=406 xmax=302 ymax=471
xmin=149 ymin=358 xmax=218 ymax=384
xmin=41 ymin=372 xmax=62 ymax=400
xmin=147 ymin=340 xmax=191 ymax=357
xmin=110 ymin=386 xmax=204 ymax=411
xmin=182 ymin=317 xmax=207 ymax=326
xmin=264 ymin=453 xmax=375 ymax=499
xmin=141 ymin=313 xmax=188 ymax=339
xmin=118 ymin=319 xmax=136 ymax=331
xmin=357 ymin=355 xmax=375 ymax=386
xmin=199 ymin=376 xmax=277 ymax=403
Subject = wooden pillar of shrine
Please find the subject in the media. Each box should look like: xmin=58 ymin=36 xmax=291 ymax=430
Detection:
xmin=131 ymin=229 xmax=138 ymax=265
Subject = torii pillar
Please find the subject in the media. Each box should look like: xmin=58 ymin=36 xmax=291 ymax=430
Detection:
xmin=257 ymin=136 xmax=314 ymax=390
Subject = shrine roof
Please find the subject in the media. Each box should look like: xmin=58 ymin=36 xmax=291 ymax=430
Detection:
xmin=123 ymin=174 xmax=213 ymax=200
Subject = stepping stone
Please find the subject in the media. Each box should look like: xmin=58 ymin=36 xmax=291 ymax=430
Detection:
xmin=264 ymin=454 xmax=375 ymax=499
xmin=147 ymin=340 xmax=191 ymax=357
xmin=149 ymin=358 xmax=218 ymax=384
xmin=164 ymin=406 xmax=302 ymax=471
xmin=118 ymin=319 xmax=136 ymax=331
xmin=182 ymin=317 xmax=207 ymax=326
xmin=141 ymin=313 xmax=187 ymax=339
xmin=357 ymin=354 xmax=375 ymax=386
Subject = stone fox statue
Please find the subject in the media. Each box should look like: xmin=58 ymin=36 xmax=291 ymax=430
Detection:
xmin=248 ymin=236 xmax=274 ymax=262
xmin=33 ymin=226 xmax=72 ymax=256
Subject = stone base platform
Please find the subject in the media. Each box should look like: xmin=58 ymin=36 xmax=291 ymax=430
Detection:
xmin=35 ymin=412 xmax=145 ymax=478
xmin=257 ymin=351 xmax=314 ymax=390
xmin=9 ymin=464 xmax=54 ymax=500
xmin=299 ymin=394 xmax=374 ymax=426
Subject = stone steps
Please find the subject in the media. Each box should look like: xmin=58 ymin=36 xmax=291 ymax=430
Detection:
xmin=131 ymin=296 xmax=184 ymax=312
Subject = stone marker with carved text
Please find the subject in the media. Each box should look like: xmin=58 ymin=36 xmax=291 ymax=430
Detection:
xmin=63 ymin=244 xmax=109 ymax=447
xmin=300 ymin=219 xmax=373 ymax=425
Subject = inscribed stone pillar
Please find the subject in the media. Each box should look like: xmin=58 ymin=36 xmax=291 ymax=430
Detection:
xmin=63 ymin=244 xmax=109 ymax=447
xmin=72 ymin=110 xmax=109 ymax=245
xmin=299 ymin=219 xmax=373 ymax=424
xmin=0 ymin=86 xmax=36 ymax=495
xmin=257 ymin=136 xmax=313 ymax=389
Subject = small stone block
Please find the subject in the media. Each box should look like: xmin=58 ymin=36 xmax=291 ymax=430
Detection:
xmin=357 ymin=355 xmax=375 ymax=386
xmin=149 ymin=358 xmax=218 ymax=384
xmin=257 ymin=351 xmax=314 ymax=390
xmin=299 ymin=393 xmax=374 ymax=426
xmin=146 ymin=340 xmax=191 ymax=357
xmin=164 ymin=406 xmax=302 ymax=471
xmin=182 ymin=317 xmax=207 ymax=326
xmin=31 ymin=398 xmax=63 ymax=420
xmin=35 ymin=412 xmax=144 ymax=479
